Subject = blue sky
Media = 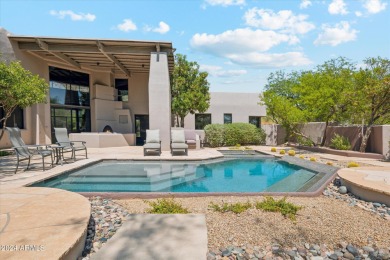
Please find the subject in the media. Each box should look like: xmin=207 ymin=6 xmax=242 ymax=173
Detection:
xmin=1 ymin=0 xmax=389 ymax=93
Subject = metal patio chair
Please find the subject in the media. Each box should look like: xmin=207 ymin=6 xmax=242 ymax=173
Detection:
xmin=170 ymin=129 xmax=188 ymax=156
xmin=6 ymin=127 xmax=53 ymax=173
xmin=54 ymin=128 xmax=88 ymax=161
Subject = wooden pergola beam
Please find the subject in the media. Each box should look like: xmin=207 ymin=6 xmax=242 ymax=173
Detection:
xmin=35 ymin=38 xmax=81 ymax=69
xmin=97 ymin=41 xmax=131 ymax=78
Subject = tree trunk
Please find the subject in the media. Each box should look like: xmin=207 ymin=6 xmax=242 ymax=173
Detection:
xmin=359 ymin=125 xmax=372 ymax=153
xmin=175 ymin=114 xmax=180 ymax=127
xmin=320 ymin=120 xmax=329 ymax=147
xmin=180 ymin=116 xmax=185 ymax=128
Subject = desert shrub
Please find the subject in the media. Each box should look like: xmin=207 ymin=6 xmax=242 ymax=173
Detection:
xmin=255 ymin=197 xmax=302 ymax=221
xmin=0 ymin=150 xmax=11 ymax=157
xmin=204 ymin=124 xmax=225 ymax=147
xmin=296 ymin=136 xmax=314 ymax=147
xmin=271 ymin=147 xmax=277 ymax=152
xmin=288 ymin=150 xmax=296 ymax=156
xmin=347 ymin=162 xmax=359 ymax=168
xmin=330 ymin=134 xmax=351 ymax=150
xmin=204 ymin=123 xmax=265 ymax=147
xmin=209 ymin=201 xmax=252 ymax=214
xmin=146 ymin=198 xmax=189 ymax=214
xmin=279 ymin=150 xmax=285 ymax=155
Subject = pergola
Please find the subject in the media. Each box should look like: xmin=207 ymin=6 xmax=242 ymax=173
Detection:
xmin=9 ymin=36 xmax=175 ymax=77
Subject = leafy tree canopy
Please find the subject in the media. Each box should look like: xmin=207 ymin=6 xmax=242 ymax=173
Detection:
xmin=0 ymin=60 xmax=49 ymax=140
xmin=260 ymin=56 xmax=390 ymax=151
xmin=171 ymin=54 xmax=210 ymax=127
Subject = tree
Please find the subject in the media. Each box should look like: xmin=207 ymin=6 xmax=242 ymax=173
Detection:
xmin=171 ymin=54 xmax=210 ymax=127
xmin=260 ymin=70 xmax=314 ymax=144
xmin=349 ymin=57 xmax=390 ymax=152
xmin=0 ymin=60 xmax=49 ymax=140
xmin=297 ymin=57 xmax=355 ymax=145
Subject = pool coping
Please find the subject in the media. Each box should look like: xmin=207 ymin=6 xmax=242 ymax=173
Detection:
xmin=25 ymin=155 xmax=339 ymax=198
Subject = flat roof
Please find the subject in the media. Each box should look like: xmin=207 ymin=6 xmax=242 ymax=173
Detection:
xmin=9 ymin=35 xmax=175 ymax=76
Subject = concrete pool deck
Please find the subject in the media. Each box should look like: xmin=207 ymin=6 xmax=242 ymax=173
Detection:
xmin=0 ymin=146 xmax=388 ymax=259
xmin=0 ymin=187 xmax=90 ymax=260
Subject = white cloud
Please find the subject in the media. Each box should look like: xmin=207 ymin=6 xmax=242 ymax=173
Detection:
xmin=49 ymin=10 xmax=96 ymax=22
xmin=191 ymin=28 xmax=311 ymax=67
xmin=191 ymin=28 xmax=298 ymax=55
xmin=300 ymin=0 xmax=312 ymax=9
xmin=328 ymin=0 xmax=348 ymax=15
xmin=363 ymin=0 xmax=387 ymax=14
xmin=355 ymin=11 xmax=363 ymax=17
xmin=152 ymin=21 xmax=170 ymax=34
xmin=243 ymin=8 xmax=315 ymax=34
xmin=200 ymin=64 xmax=247 ymax=77
xmin=204 ymin=0 xmax=245 ymax=7
xmin=314 ymin=21 xmax=358 ymax=46
xmin=225 ymin=52 xmax=312 ymax=67
xmin=116 ymin=19 xmax=137 ymax=32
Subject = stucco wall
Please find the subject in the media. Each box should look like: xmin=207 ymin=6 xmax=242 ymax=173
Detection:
xmin=128 ymin=72 xmax=149 ymax=132
xmin=184 ymin=92 xmax=266 ymax=129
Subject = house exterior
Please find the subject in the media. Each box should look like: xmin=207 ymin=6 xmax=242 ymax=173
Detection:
xmin=0 ymin=28 xmax=174 ymax=150
xmin=184 ymin=92 xmax=266 ymax=137
xmin=0 ymin=29 xmax=267 ymax=151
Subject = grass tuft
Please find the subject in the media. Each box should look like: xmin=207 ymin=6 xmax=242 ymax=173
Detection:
xmin=0 ymin=150 xmax=11 ymax=157
xmin=146 ymin=198 xmax=189 ymax=214
xmin=255 ymin=197 xmax=302 ymax=221
xmin=209 ymin=201 xmax=252 ymax=214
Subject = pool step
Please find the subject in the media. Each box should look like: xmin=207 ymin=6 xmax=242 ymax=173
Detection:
xmin=265 ymin=169 xmax=316 ymax=192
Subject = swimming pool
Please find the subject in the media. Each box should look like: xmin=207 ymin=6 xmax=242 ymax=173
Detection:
xmin=30 ymin=157 xmax=335 ymax=193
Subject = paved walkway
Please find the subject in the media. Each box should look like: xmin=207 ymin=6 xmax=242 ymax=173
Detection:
xmin=0 ymin=187 xmax=90 ymax=260
xmin=92 ymin=214 xmax=207 ymax=260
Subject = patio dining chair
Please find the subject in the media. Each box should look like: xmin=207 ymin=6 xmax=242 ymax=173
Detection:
xmin=54 ymin=128 xmax=87 ymax=161
xmin=143 ymin=129 xmax=161 ymax=156
xmin=171 ymin=129 xmax=188 ymax=156
xmin=6 ymin=127 xmax=53 ymax=173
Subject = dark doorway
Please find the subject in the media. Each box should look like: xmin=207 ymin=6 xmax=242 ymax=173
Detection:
xmin=135 ymin=115 xmax=149 ymax=146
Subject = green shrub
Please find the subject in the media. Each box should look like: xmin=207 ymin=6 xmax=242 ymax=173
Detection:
xmin=209 ymin=201 xmax=252 ymax=214
xmin=146 ymin=198 xmax=189 ymax=214
xmin=204 ymin=124 xmax=225 ymax=147
xmin=330 ymin=134 xmax=351 ymax=150
xmin=0 ymin=150 xmax=11 ymax=157
xmin=204 ymin=123 xmax=265 ymax=147
xmin=255 ymin=197 xmax=302 ymax=221
xmin=296 ymin=136 xmax=314 ymax=147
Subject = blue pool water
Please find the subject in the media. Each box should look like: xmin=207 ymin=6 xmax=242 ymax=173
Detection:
xmin=31 ymin=158 xmax=319 ymax=192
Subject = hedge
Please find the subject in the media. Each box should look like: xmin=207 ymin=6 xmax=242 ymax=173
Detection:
xmin=204 ymin=123 xmax=266 ymax=147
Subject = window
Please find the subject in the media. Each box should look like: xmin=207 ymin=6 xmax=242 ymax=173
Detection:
xmin=249 ymin=116 xmax=261 ymax=128
xmin=0 ymin=107 xmax=24 ymax=129
xmin=49 ymin=67 xmax=91 ymax=136
xmin=195 ymin=114 xmax=211 ymax=130
xmin=115 ymin=79 xmax=128 ymax=102
xmin=223 ymin=113 xmax=232 ymax=124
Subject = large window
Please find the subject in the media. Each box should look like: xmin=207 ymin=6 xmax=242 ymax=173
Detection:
xmin=224 ymin=113 xmax=232 ymax=124
xmin=0 ymin=107 xmax=24 ymax=129
xmin=195 ymin=114 xmax=211 ymax=130
xmin=115 ymin=79 xmax=128 ymax=102
xmin=249 ymin=116 xmax=261 ymax=128
xmin=49 ymin=67 xmax=91 ymax=136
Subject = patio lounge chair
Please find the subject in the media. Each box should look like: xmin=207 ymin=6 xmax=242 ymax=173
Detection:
xmin=54 ymin=128 xmax=87 ymax=161
xmin=171 ymin=129 xmax=188 ymax=155
xmin=6 ymin=127 xmax=53 ymax=173
xmin=143 ymin=129 xmax=161 ymax=156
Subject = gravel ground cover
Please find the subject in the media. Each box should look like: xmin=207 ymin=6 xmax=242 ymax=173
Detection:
xmin=79 ymin=155 xmax=390 ymax=260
